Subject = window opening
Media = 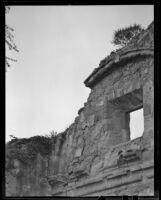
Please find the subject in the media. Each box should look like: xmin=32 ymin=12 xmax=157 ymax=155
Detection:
xmin=129 ymin=108 xmax=144 ymax=140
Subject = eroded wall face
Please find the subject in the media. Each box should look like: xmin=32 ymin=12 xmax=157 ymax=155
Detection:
xmin=46 ymin=56 xmax=154 ymax=196
xmin=62 ymin=57 xmax=153 ymax=170
xmin=6 ymin=57 xmax=154 ymax=196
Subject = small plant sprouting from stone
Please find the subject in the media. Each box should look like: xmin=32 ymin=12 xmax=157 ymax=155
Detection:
xmin=112 ymin=24 xmax=144 ymax=48
xmin=9 ymin=134 xmax=18 ymax=140
xmin=48 ymin=130 xmax=58 ymax=138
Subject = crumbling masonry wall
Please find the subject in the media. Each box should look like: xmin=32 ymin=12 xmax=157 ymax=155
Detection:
xmin=6 ymin=22 xmax=154 ymax=196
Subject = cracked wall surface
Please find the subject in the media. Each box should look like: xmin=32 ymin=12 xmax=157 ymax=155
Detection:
xmin=5 ymin=22 xmax=154 ymax=196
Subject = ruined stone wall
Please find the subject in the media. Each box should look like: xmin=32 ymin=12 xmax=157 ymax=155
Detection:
xmin=47 ymin=55 xmax=153 ymax=196
xmin=6 ymin=22 xmax=154 ymax=196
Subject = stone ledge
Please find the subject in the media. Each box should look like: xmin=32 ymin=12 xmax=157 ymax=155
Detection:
xmin=51 ymin=160 xmax=154 ymax=196
xmin=82 ymin=179 xmax=154 ymax=196
xmin=84 ymin=49 xmax=154 ymax=88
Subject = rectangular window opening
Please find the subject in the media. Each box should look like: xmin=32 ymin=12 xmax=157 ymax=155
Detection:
xmin=129 ymin=107 xmax=144 ymax=140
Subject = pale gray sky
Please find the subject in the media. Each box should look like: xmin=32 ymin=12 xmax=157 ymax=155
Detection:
xmin=6 ymin=5 xmax=153 ymax=142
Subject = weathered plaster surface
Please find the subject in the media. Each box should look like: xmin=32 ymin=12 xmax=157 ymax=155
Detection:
xmin=6 ymin=22 xmax=154 ymax=196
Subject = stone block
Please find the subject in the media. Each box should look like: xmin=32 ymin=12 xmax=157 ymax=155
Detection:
xmin=106 ymin=122 xmax=116 ymax=131
xmin=115 ymin=88 xmax=124 ymax=98
xmin=13 ymin=159 xmax=21 ymax=168
xmin=73 ymin=168 xmax=89 ymax=180
xmin=82 ymin=121 xmax=87 ymax=129
xmin=77 ymin=136 xmax=84 ymax=146
xmin=46 ymin=174 xmax=68 ymax=188
xmin=69 ymin=134 xmax=73 ymax=146
xmin=117 ymin=149 xmax=142 ymax=167
xmin=96 ymin=100 xmax=104 ymax=106
xmin=121 ymin=172 xmax=142 ymax=185
xmin=121 ymin=129 xmax=130 ymax=142
xmin=138 ymin=187 xmax=154 ymax=196
xmin=142 ymin=149 xmax=154 ymax=162
xmin=88 ymin=115 xmax=95 ymax=126
xmin=144 ymin=117 xmax=154 ymax=132
xmin=90 ymin=161 xmax=103 ymax=176
xmin=107 ymin=91 xmax=115 ymax=101
xmin=74 ymin=148 xmax=82 ymax=158
xmin=143 ymin=129 xmax=153 ymax=140
xmin=80 ymin=112 xmax=85 ymax=123
xmin=124 ymin=85 xmax=133 ymax=94
xmin=91 ymin=121 xmax=104 ymax=139
xmin=143 ymin=103 xmax=151 ymax=116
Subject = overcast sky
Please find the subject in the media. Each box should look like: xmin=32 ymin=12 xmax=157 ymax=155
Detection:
xmin=6 ymin=5 xmax=153 ymax=142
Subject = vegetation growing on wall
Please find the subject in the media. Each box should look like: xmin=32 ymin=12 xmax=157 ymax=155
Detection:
xmin=6 ymin=135 xmax=53 ymax=168
xmin=112 ymin=24 xmax=144 ymax=47
xmin=6 ymin=128 xmax=68 ymax=169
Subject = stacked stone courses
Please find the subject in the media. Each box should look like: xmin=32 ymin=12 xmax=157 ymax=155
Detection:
xmin=6 ymin=22 xmax=154 ymax=196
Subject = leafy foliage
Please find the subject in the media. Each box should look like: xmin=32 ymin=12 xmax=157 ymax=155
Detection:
xmin=6 ymin=129 xmax=68 ymax=169
xmin=6 ymin=135 xmax=53 ymax=166
xmin=5 ymin=6 xmax=19 ymax=70
xmin=112 ymin=24 xmax=144 ymax=47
